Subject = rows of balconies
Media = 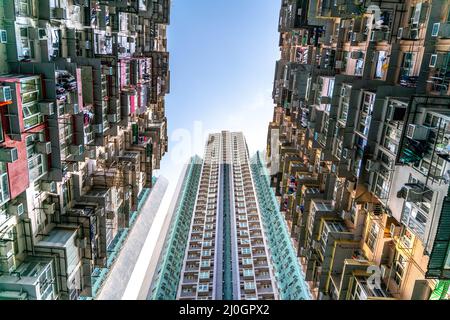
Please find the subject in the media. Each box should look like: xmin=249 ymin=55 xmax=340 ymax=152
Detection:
xmin=0 ymin=0 xmax=170 ymax=300
xmin=266 ymin=0 xmax=450 ymax=300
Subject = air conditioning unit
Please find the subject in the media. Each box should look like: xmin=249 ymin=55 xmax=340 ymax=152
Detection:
xmin=8 ymin=203 xmax=24 ymax=215
xmin=365 ymin=160 xmax=381 ymax=172
xmin=107 ymin=114 xmax=118 ymax=123
xmin=342 ymin=148 xmax=355 ymax=160
xmin=65 ymin=103 xmax=80 ymax=115
xmin=0 ymin=147 xmax=18 ymax=163
xmin=35 ymin=142 xmax=52 ymax=154
xmin=0 ymin=254 xmax=16 ymax=273
xmin=0 ymin=29 xmax=7 ymax=44
xmin=70 ymin=144 xmax=84 ymax=156
xmin=43 ymin=202 xmax=55 ymax=215
xmin=351 ymin=32 xmax=365 ymax=43
xmin=39 ymin=102 xmax=55 ymax=115
xmin=364 ymin=202 xmax=382 ymax=214
xmin=41 ymin=181 xmax=57 ymax=193
xmin=76 ymin=237 xmax=87 ymax=248
xmin=406 ymin=124 xmax=429 ymax=140
xmin=52 ymin=7 xmax=66 ymax=19
xmin=93 ymin=124 xmax=103 ymax=133
xmin=102 ymin=66 xmax=113 ymax=75
xmin=350 ymin=50 xmax=364 ymax=59
xmin=0 ymin=241 xmax=14 ymax=258
xmin=389 ymin=223 xmax=401 ymax=238
xmin=370 ymin=30 xmax=386 ymax=42
xmin=66 ymin=162 xmax=79 ymax=172
xmin=405 ymin=186 xmax=424 ymax=202
xmin=0 ymin=86 xmax=12 ymax=102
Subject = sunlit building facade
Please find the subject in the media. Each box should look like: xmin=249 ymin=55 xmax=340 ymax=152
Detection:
xmin=265 ymin=0 xmax=450 ymax=300
xmin=0 ymin=0 xmax=170 ymax=300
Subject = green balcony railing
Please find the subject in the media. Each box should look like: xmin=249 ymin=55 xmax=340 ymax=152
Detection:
xmin=251 ymin=151 xmax=311 ymax=300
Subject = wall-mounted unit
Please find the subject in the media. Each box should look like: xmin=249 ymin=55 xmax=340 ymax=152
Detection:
xmin=93 ymin=124 xmax=103 ymax=133
xmin=0 ymin=241 xmax=16 ymax=273
xmin=0 ymin=86 xmax=12 ymax=102
xmin=65 ymin=103 xmax=79 ymax=115
xmin=39 ymin=102 xmax=55 ymax=116
xmin=66 ymin=162 xmax=79 ymax=172
xmin=69 ymin=144 xmax=84 ymax=156
xmin=364 ymin=202 xmax=383 ymax=215
xmin=41 ymin=181 xmax=57 ymax=193
xmin=406 ymin=124 xmax=429 ymax=140
xmin=7 ymin=202 xmax=24 ymax=215
xmin=0 ymin=147 xmax=18 ymax=163
xmin=365 ymin=160 xmax=381 ymax=172
xmin=102 ymin=66 xmax=114 ymax=75
xmin=107 ymin=114 xmax=118 ymax=123
xmin=52 ymin=7 xmax=67 ymax=19
xmin=397 ymin=184 xmax=425 ymax=202
xmin=350 ymin=51 xmax=364 ymax=59
xmin=35 ymin=142 xmax=52 ymax=155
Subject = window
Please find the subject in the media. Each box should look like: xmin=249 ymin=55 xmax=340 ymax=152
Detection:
xmin=0 ymin=163 xmax=10 ymax=205
xmin=393 ymin=253 xmax=406 ymax=287
xmin=243 ymin=269 xmax=254 ymax=277
xmin=199 ymin=271 xmax=210 ymax=279
xmin=198 ymin=284 xmax=209 ymax=292
xmin=201 ymin=250 xmax=211 ymax=257
xmin=201 ymin=260 xmax=211 ymax=268
xmin=242 ymin=258 xmax=253 ymax=265
xmin=244 ymin=282 xmax=255 ymax=290
xmin=17 ymin=0 xmax=31 ymax=17
xmin=365 ymin=222 xmax=379 ymax=251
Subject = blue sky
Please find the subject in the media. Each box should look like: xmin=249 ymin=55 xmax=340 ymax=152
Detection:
xmin=158 ymin=0 xmax=280 ymax=197
xmin=125 ymin=0 xmax=281 ymax=297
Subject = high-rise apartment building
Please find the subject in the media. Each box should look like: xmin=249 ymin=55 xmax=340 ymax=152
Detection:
xmin=149 ymin=131 xmax=311 ymax=300
xmin=0 ymin=0 xmax=170 ymax=300
xmin=265 ymin=0 xmax=450 ymax=300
